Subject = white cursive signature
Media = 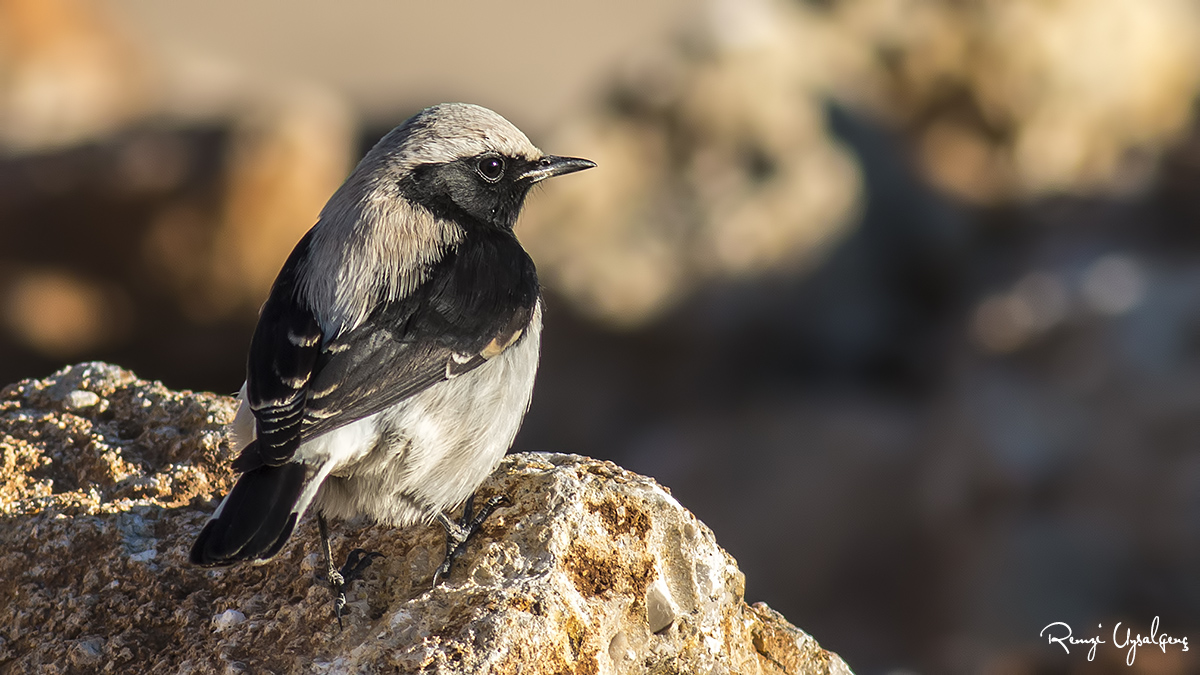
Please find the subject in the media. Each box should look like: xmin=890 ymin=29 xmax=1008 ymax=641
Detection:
xmin=1040 ymin=617 xmax=1189 ymax=666
xmin=1040 ymin=622 xmax=1105 ymax=661
xmin=1112 ymin=617 xmax=1190 ymax=666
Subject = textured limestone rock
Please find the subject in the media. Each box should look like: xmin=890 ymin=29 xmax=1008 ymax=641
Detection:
xmin=0 ymin=363 xmax=852 ymax=674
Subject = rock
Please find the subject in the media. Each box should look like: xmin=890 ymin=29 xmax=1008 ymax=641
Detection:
xmin=0 ymin=269 xmax=134 ymax=361
xmin=828 ymin=0 xmax=1200 ymax=200
xmin=519 ymin=0 xmax=1200 ymax=331
xmin=67 ymin=637 xmax=104 ymax=668
xmin=0 ymin=0 xmax=155 ymax=152
xmin=518 ymin=0 xmax=863 ymax=327
xmin=0 ymin=363 xmax=852 ymax=673
xmin=212 ymin=609 xmax=246 ymax=632
xmin=60 ymin=389 xmax=102 ymax=411
xmin=179 ymin=85 xmax=357 ymax=321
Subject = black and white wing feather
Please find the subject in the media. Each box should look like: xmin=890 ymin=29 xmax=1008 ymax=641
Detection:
xmin=242 ymin=233 xmax=323 ymax=468
xmin=192 ymin=229 xmax=537 ymax=566
xmin=236 ymin=227 xmax=538 ymax=471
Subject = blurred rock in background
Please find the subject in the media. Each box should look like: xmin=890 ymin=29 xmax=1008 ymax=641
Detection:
xmin=520 ymin=0 xmax=863 ymax=326
xmin=0 ymin=0 xmax=152 ymax=151
xmin=828 ymin=0 xmax=1200 ymax=201
xmin=523 ymin=0 xmax=1200 ymax=327
xmin=0 ymin=0 xmax=355 ymax=386
xmin=5 ymin=0 xmax=1200 ymax=673
xmin=157 ymin=88 xmax=354 ymax=321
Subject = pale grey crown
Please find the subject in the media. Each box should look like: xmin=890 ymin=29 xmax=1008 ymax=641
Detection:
xmin=365 ymin=103 xmax=544 ymax=172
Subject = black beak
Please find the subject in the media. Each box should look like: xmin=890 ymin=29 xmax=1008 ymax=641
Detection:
xmin=520 ymin=155 xmax=596 ymax=183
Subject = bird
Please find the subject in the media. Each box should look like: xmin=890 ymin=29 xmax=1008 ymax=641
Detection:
xmin=189 ymin=102 xmax=595 ymax=625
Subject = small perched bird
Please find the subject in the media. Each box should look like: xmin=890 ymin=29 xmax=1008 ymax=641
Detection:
xmin=190 ymin=103 xmax=594 ymax=624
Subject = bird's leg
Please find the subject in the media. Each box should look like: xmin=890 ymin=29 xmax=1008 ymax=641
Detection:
xmin=431 ymin=492 xmax=509 ymax=586
xmin=317 ymin=513 xmax=348 ymax=630
xmin=317 ymin=513 xmax=383 ymax=630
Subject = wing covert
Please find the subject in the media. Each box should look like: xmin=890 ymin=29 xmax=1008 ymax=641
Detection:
xmin=297 ymin=229 xmax=538 ymax=440
xmin=242 ymin=226 xmax=539 ymax=459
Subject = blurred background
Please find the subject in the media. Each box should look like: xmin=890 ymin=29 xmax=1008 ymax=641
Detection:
xmin=3 ymin=0 xmax=1200 ymax=672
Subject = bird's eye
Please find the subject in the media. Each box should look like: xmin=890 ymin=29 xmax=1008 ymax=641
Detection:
xmin=476 ymin=156 xmax=505 ymax=182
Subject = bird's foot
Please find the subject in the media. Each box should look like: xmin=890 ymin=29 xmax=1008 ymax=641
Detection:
xmin=432 ymin=493 xmax=510 ymax=587
xmin=326 ymin=548 xmax=384 ymax=630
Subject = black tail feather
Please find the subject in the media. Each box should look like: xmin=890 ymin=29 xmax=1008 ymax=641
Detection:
xmin=190 ymin=458 xmax=307 ymax=566
xmin=257 ymin=512 xmax=300 ymax=560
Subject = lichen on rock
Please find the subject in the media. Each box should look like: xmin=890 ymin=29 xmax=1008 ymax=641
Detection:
xmin=0 ymin=363 xmax=851 ymax=674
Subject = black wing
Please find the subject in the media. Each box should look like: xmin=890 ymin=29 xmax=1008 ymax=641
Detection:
xmin=300 ymin=293 xmax=532 ymax=439
xmin=238 ymin=227 xmax=538 ymax=470
xmin=243 ymin=231 xmax=323 ymax=467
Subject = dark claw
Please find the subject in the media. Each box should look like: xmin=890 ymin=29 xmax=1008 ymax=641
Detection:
xmin=467 ymin=495 xmax=510 ymax=532
xmin=431 ymin=550 xmax=456 ymax=588
xmin=341 ymin=548 xmax=385 ymax=580
xmin=329 ymin=548 xmax=383 ymax=630
xmin=432 ymin=493 xmax=510 ymax=587
xmin=333 ymin=588 xmax=346 ymax=631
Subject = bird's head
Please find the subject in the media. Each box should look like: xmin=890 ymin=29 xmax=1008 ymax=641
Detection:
xmin=366 ymin=103 xmax=594 ymax=230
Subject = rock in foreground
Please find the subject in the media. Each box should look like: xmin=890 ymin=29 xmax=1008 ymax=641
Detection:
xmin=0 ymin=363 xmax=851 ymax=674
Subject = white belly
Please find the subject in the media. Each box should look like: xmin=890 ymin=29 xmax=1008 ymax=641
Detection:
xmin=307 ymin=305 xmax=542 ymax=526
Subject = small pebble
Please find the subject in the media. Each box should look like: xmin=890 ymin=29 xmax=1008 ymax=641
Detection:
xmin=646 ymin=580 xmax=678 ymax=633
xmin=68 ymin=638 xmax=104 ymax=666
xmin=213 ymin=609 xmax=246 ymax=631
xmin=62 ymin=390 xmax=101 ymax=411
